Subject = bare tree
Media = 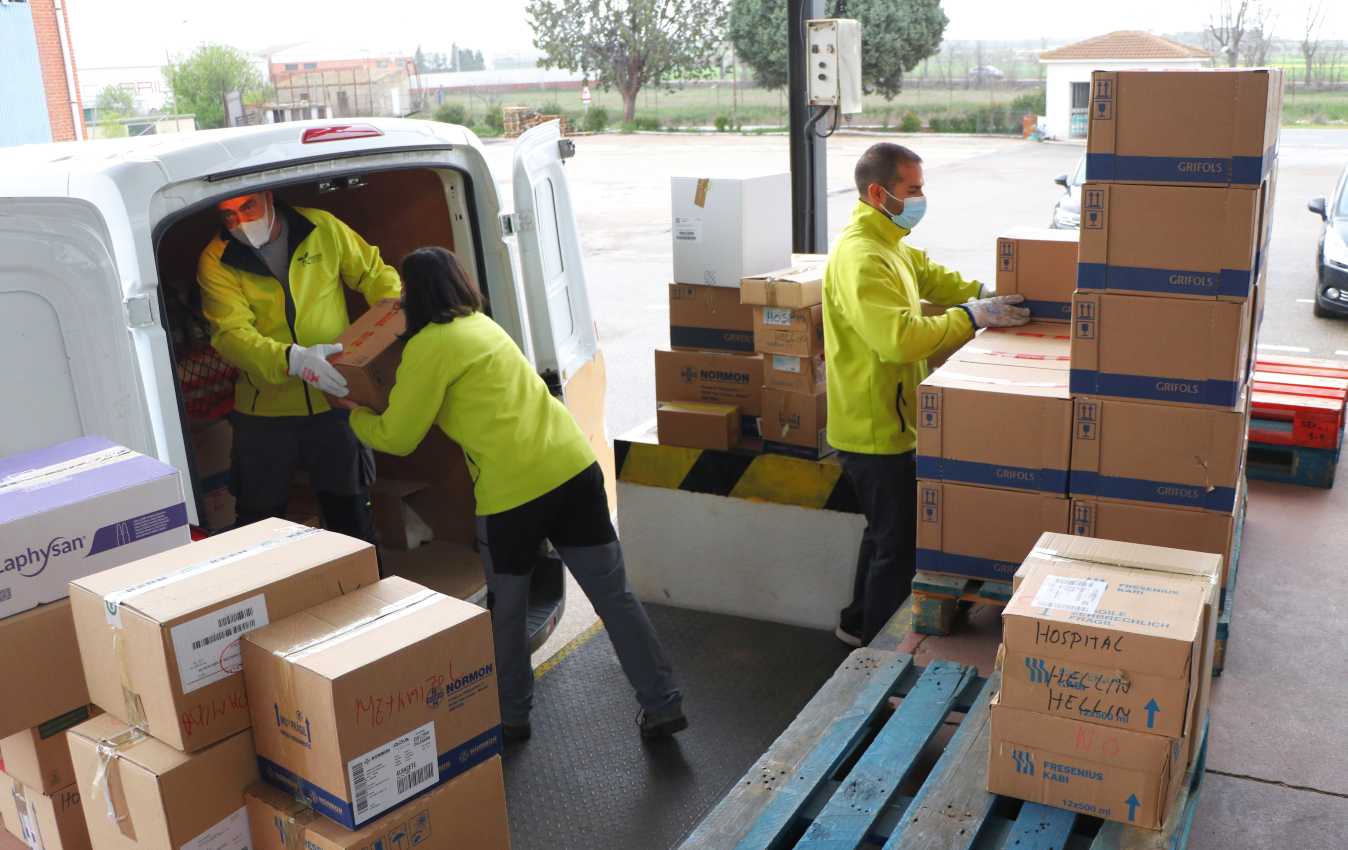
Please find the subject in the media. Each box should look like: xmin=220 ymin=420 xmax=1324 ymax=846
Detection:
xmin=1300 ymin=1 xmax=1327 ymax=86
xmin=1240 ymin=13 xmax=1277 ymax=67
xmin=1208 ymin=0 xmax=1257 ymax=67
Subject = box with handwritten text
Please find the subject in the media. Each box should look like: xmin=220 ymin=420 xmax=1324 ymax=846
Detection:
xmin=68 ymin=519 xmax=379 ymax=752
xmin=242 ymin=577 xmax=501 ymax=830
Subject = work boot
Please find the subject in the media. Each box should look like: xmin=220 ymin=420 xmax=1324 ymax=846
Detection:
xmin=637 ymin=703 xmax=688 ymax=739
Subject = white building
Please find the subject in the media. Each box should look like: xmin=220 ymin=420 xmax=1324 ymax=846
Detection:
xmin=1038 ymin=31 xmax=1210 ymax=140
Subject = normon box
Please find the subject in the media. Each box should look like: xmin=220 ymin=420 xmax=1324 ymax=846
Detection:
xmin=654 ymin=349 xmax=764 ymax=418
xmin=1085 ymin=68 xmax=1282 ymax=188
xmin=242 ymin=577 xmax=501 ymax=830
xmin=1077 ymin=182 xmax=1265 ymax=300
xmin=917 ymin=360 xmax=1071 ymax=495
xmin=0 ymin=437 xmax=188 ymax=619
xmin=995 ymin=228 xmax=1078 ymax=321
xmin=1070 ymin=292 xmax=1252 ymax=409
xmin=916 ymin=480 xmax=1070 ymax=581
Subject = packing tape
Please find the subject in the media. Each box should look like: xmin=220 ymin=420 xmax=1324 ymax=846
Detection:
xmin=693 ymin=178 xmax=709 ymax=208
xmin=91 ymin=725 xmax=147 ymax=840
xmin=272 ymin=795 xmax=312 ymax=850
xmin=12 ymin=780 xmax=45 ymax=850
xmin=112 ymin=629 xmax=149 ymax=731
xmin=277 ymin=588 xmax=441 ymax=661
xmin=934 ymin=370 xmax=1066 ymax=389
xmin=0 ymin=446 xmax=135 ymax=495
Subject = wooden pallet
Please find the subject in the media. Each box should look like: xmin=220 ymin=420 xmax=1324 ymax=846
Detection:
xmin=910 ymin=572 xmax=1013 ymax=636
xmin=679 ymin=655 xmax=1208 ymax=850
xmin=1246 ymin=441 xmax=1339 ymax=488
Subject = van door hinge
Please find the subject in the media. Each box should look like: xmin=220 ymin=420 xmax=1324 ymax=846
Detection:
xmin=500 ymin=211 xmax=533 ymax=238
xmin=124 ymin=295 xmax=155 ymax=327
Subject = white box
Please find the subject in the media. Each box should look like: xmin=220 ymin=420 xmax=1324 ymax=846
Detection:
xmin=0 ymin=437 xmax=188 ymax=618
xmin=671 ymin=174 xmax=792 ymax=288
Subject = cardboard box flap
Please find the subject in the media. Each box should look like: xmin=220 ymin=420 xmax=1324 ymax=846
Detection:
xmin=998 ymin=226 xmax=1080 ymax=244
xmin=1033 ymin=532 xmax=1222 ymax=582
xmin=741 ymin=264 xmax=824 ymax=286
xmin=0 ymin=438 xmax=179 ymax=524
xmin=955 ymin=324 xmax=1072 ymax=368
xmin=658 ymin=401 xmax=739 ymax=416
xmin=72 ymin=519 xmax=371 ymax=625
xmin=68 ymin=714 xmax=191 ymax=777
xmin=924 ymin=360 xmax=1070 ymax=399
xmin=990 ymin=695 xmax=1176 ymax=771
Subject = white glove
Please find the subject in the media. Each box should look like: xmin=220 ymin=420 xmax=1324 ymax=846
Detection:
xmin=288 ymin=343 xmax=349 ymax=397
xmin=962 ymin=294 xmax=1032 ymax=329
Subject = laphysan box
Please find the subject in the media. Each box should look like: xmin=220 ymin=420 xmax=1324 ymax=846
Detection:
xmin=1085 ymin=68 xmax=1282 ymax=188
xmin=0 ymin=436 xmax=189 ymax=620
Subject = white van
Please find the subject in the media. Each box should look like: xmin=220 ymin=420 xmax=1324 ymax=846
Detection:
xmin=0 ymin=118 xmax=604 ymax=645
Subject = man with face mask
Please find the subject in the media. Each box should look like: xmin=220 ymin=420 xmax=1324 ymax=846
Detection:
xmin=197 ymin=190 xmax=402 ymax=543
xmin=824 ymin=143 xmax=1030 ymax=647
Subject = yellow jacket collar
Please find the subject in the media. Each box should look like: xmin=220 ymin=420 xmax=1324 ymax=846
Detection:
xmin=852 ymin=199 xmax=912 ymax=242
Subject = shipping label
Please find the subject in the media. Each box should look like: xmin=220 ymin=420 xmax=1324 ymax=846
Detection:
xmin=181 ymin=805 xmax=253 ymax=850
xmin=347 ymin=720 xmax=439 ymax=826
xmin=771 ymin=355 xmax=802 ymax=374
xmin=673 ymin=217 xmax=702 ymax=242
xmin=170 ymin=594 xmax=270 ymax=694
xmin=1032 ymin=575 xmax=1108 ymax=616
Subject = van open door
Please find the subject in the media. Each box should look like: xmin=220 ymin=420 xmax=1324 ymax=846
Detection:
xmin=512 ymin=121 xmax=615 ymax=507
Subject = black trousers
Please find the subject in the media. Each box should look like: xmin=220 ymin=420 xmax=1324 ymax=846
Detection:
xmin=228 ymin=410 xmax=377 ymax=545
xmin=837 ymin=450 xmax=917 ymax=644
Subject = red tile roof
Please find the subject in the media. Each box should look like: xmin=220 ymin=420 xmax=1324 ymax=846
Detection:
xmin=1039 ymin=31 xmax=1211 ymax=62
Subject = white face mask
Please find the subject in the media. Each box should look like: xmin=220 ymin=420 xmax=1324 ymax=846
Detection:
xmin=231 ymin=211 xmax=274 ymax=249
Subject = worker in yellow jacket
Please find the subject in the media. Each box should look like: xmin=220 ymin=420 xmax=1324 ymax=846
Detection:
xmin=824 ymin=143 xmax=1030 ymax=646
xmin=198 ymin=190 xmax=401 ymax=542
xmin=337 ymin=246 xmax=685 ymax=743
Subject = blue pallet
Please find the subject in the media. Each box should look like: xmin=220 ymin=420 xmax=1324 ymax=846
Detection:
xmin=680 ymin=657 xmax=1208 ymax=850
xmin=1246 ymin=441 xmax=1338 ymax=488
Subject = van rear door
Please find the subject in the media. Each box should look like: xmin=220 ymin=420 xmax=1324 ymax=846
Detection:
xmin=0 ymin=198 xmax=155 ymax=458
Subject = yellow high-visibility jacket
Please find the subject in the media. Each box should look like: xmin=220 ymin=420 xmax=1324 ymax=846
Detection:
xmin=349 ymin=312 xmax=596 ymax=516
xmin=198 ymin=205 xmax=402 ymax=417
xmin=824 ymin=201 xmax=982 ymax=455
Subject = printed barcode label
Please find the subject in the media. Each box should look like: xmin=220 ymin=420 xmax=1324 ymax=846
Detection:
xmin=1032 ymin=575 xmax=1108 ymax=616
xmin=346 ymin=720 xmax=438 ymax=826
xmin=673 ymin=217 xmax=702 ymax=242
xmin=170 ymin=594 xmax=270 ymax=694
xmin=180 ymin=806 xmax=252 ymax=850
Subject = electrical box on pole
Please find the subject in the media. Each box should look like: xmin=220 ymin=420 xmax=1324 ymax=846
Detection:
xmin=806 ymin=19 xmax=862 ymax=115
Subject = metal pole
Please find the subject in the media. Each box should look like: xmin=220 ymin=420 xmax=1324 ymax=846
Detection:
xmin=788 ymin=0 xmax=826 ymax=253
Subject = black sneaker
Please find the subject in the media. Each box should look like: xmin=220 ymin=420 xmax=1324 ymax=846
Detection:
xmin=638 ymin=705 xmax=688 ymax=739
xmin=502 ymin=722 xmax=532 ymax=743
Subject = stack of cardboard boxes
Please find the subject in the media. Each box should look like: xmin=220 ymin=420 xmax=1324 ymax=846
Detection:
xmin=988 ymin=532 xmax=1220 ymax=830
xmin=57 ymin=517 xmax=509 ymax=850
xmin=0 ymin=437 xmax=191 ymax=850
xmin=1067 ymin=68 xmax=1281 ymax=584
xmin=654 ymin=174 xmax=793 ymax=453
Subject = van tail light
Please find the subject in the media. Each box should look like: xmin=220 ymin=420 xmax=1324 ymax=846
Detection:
xmin=301 ymin=124 xmax=383 ymax=143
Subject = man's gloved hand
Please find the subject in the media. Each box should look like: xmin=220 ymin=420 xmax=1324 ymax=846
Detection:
xmin=288 ymin=343 xmax=349 ymax=397
xmin=962 ymin=294 xmax=1032 ymax=329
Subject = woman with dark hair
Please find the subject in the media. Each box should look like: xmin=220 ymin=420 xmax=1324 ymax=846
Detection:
xmin=341 ymin=246 xmax=685 ymax=742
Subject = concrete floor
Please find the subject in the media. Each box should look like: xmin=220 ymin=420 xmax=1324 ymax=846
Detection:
xmin=485 ymin=129 xmax=1348 ymax=843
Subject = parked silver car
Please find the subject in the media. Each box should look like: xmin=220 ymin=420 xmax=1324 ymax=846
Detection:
xmin=1050 ymin=155 xmax=1085 ymax=230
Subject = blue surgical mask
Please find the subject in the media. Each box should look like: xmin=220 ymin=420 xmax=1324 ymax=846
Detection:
xmin=883 ymin=189 xmax=927 ymax=231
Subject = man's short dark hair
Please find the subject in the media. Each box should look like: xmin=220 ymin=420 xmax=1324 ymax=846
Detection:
xmin=854 ymin=143 xmax=922 ymax=197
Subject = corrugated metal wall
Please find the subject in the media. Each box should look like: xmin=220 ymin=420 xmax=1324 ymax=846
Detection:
xmin=0 ymin=3 xmax=53 ymax=147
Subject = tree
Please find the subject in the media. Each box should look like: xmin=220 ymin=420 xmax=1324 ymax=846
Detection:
xmin=455 ymin=47 xmax=486 ymax=71
xmin=1206 ymin=0 xmax=1270 ymax=67
xmin=95 ymin=85 xmax=135 ymax=117
xmin=1300 ymin=1 xmax=1327 ymax=85
xmin=1240 ymin=18 xmax=1276 ymax=67
xmin=528 ymin=0 xmax=728 ymax=122
xmin=728 ymin=0 xmax=946 ymax=99
xmin=163 ymin=44 xmax=266 ymax=129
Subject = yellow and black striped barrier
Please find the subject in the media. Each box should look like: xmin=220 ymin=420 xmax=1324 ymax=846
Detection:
xmin=615 ymin=438 xmax=860 ymax=513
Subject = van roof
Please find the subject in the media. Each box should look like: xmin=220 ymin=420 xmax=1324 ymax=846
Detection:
xmin=0 ymin=117 xmax=477 ymax=191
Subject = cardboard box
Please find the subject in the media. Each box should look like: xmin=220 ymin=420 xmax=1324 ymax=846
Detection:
xmin=988 ymin=697 xmax=1186 ymax=830
xmin=1077 ymin=182 xmax=1263 ymax=300
xmin=657 ymin=402 xmax=740 ymax=451
xmin=762 ymin=388 xmax=829 ymax=454
xmin=69 ymin=519 xmax=380 ymax=752
xmin=370 ymin=480 xmax=434 ymax=551
xmin=740 ymin=264 xmax=824 ymax=308
xmin=245 ymin=756 xmax=509 ymax=850
xmin=916 ymin=361 xmax=1071 ymax=495
xmin=671 ymin=174 xmax=791 ymax=287
xmin=1086 ymin=68 xmax=1282 ymax=188
xmin=753 ymin=305 xmax=824 ymax=358
xmin=668 ymin=283 xmax=756 ymax=353
xmin=68 ymin=716 xmax=257 ymax=850
xmin=242 ymin=577 xmax=501 ymax=829
xmin=0 ymin=602 xmax=89 ymax=739
xmin=765 ymin=353 xmax=827 ymax=395
xmin=949 ymin=324 xmax=1071 ymax=371
xmin=1070 ymin=396 xmax=1247 ymax=513
xmin=0 ymin=776 xmax=89 ymax=850
xmin=191 ymin=421 xmax=235 ymax=531
xmin=0 ymin=706 xmax=94 ymax=794
xmin=995 ymin=228 xmax=1078 ymax=321
xmin=0 ymin=437 xmax=189 ymax=620
xmin=1070 ymin=292 xmax=1252 ymax=409
xmin=0 ymin=826 xmax=25 ymax=850
xmin=326 ymin=299 xmax=406 ymax=412
xmin=916 ymin=481 xmax=1070 ymax=581
xmin=654 ymin=350 xmax=764 ymax=417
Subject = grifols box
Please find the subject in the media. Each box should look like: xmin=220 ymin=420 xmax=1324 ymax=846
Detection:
xmin=0 ymin=437 xmax=188 ymax=620
xmin=994 ymin=228 xmax=1078 ymax=321
xmin=1085 ymin=68 xmax=1282 ymax=188
xmin=242 ymin=577 xmax=501 ymax=830
xmin=949 ymin=324 xmax=1071 ymax=372
xmin=69 ymin=519 xmax=379 ymax=752
xmin=916 ymin=480 xmax=1069 ymax=581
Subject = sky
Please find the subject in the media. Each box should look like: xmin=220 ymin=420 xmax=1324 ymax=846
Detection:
xmin=69 ymin=0 xmax=1348 ymax=70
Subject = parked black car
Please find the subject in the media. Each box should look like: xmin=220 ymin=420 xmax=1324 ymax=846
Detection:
xmin=1309 ymin=164 xmax=1348 ymax=318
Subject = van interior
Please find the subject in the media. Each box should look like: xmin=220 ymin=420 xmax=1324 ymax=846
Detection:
xmin=153 ymin=165 xmax=564 ymax=630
